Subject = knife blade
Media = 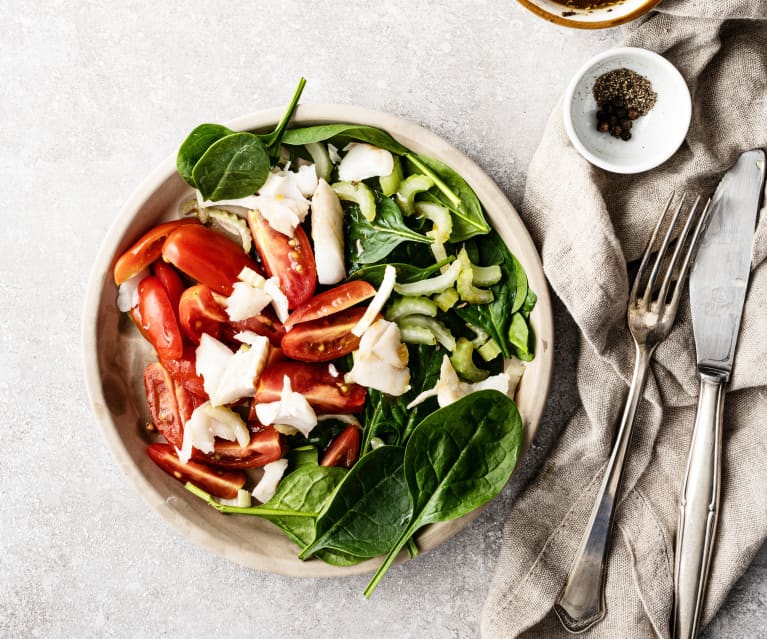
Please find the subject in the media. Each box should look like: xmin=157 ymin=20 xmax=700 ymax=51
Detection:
xmin=673 ymin=148 xmax=766 ymax=639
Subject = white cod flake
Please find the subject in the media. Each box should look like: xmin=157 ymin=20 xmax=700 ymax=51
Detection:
xmin=345 ymin=319 xmax=410 ymax=396
xmin=177 ymin=402 xmax=250 ymax=464
xmin=252 ymin=459 xmax=289 ymax=503
xmin=255 ymin=375 xmax=318 ymax=437
xmin=338 ymin=143 xmax=395 ymax=182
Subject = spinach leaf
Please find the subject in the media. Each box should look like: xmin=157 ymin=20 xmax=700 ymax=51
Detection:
xmin=363 ymin=390 xmax=523 ymax=597
xmin=407 ymin=154 xmax=490 ymax=242
xmin=510 ymin=254 xmax=529 ymax=315
xmin=176 ymin=123 xmax=234 ymax=187
xmin=347 ymin=258 xmax=453 ymax=288
xmin=520 ymin=287 xmax=537 ymax=320
xmin=283 ymin=124 xmax=409 ymax=155
xmin=508 ymin=313 xmax=534 ymax=362
xmin=263 ymin=465 xmax=362 ymax=566
xmin=191 ymin=132 xmax=271 ymax=201
xmin=345 ymin=196 xmax=431 ymax=265
xmin=299 ymin=446 xmax=411 ymax=560
xmin=288 ymin=419 xmax=347 ymax=453
xmin=259 ymin=76 xmax=306 ymax=161
xmin=361 ymin=343 xmax=443 ymax=452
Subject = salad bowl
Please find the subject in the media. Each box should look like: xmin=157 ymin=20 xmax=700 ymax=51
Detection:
xmin=82 ymin=104 xmax=554 ymax=577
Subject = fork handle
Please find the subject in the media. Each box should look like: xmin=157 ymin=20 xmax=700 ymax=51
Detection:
xmin=673 ymin=373 xmax=725 ymax=639
xmin=554 ymin=343 xmax=654 ymax=633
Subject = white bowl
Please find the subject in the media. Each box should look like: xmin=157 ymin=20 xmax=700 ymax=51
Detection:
xmin=82 ymin=104 xmax=554 ymax=577
xmin=516 ymin=0 xmax=661 ymax=29
xmin=563 ymin=47 xmax=692 ymax=174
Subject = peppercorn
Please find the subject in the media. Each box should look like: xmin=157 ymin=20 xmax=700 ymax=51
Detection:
xmin=592 ymin=67 xmax=657 ymax=143
xmin=611 ymin=125 xmax=623 ymax=138
xmin=621 ymin=119 xmax=632 ymax=130
xmin=627 ymin=108 xmax=639 ymax=120
xmin=598 ymin=121 xmax=610 ymax=133
xmin=621 ymin=130 xmax=632 ymax=141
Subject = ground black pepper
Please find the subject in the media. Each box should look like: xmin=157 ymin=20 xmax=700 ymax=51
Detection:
xmin=593 ymin=68 xmax=657 ymax=142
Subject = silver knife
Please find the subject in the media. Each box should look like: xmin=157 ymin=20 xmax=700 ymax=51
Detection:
xmin=673 ymin=148 xmax=766 ymax=639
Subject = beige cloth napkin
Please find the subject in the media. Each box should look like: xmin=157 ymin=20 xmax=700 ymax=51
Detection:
xmin=482 ymin=3 xmax=767 ymax=638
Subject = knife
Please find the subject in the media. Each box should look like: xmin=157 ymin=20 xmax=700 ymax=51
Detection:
xmin=673 ymin=148 xmax=766 ymax=639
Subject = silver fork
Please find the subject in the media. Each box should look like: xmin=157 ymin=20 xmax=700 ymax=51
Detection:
xmin=554 ymin=193 xmax=712 ymax=634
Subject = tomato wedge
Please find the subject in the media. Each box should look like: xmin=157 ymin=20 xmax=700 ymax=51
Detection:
xmin=193 ymin=426 xmax=286 ymax=469
xmin=162 ymin=224 xmax=261 ymax=295
xmin=255 ymin=360 xmax=366 ymax=414
xmin=320 ymin=424 xmax=361 ymax=468
xmin=152 ymin=261 xmax=185 ymax=319
xmin=281 ymin=306 xmax=368 ymax=363
xmin=160 ymin=345 xmax=207 ymax=399
xmin=113 ymin=219 xmax=198 ymax=285
xmin=137 ymin=275 xmax=184 ymax=360
xmin=284 ymin=281 xmax=376 ymax=329
xmin=144 ymin=362 xmax=195 ymax=449
xmin=228 ymin=308 xmax=285 ymax=347
xmin=147 ymin=443 xmax=246 ymax=499
xmin=179 ymin=284 xmax=228 ymax=345
xmin=248 ymin=209 xmax=316 ymax=308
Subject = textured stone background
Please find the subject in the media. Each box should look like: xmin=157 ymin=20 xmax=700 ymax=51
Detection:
xmin=1 ymin=1 xmax=764 ymax=637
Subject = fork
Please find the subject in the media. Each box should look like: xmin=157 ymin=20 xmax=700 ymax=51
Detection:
xmin=554 ymin=193 xmax=712 ymax=634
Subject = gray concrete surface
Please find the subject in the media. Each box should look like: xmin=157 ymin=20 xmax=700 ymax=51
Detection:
xmin=1 ymin=1 xmax=764 ymax=637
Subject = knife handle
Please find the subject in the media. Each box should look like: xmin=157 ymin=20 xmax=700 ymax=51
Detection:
xmin=673 ymin=373 xmax=725 ymax=639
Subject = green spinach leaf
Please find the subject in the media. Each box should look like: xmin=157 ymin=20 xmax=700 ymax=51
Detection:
xmin=192 ymin=132 xmax=271 ymax=201
xmin=508 ymin=312 xmax=534 ymax=362
xmin=347 ymin=258 xmax=453 ymax=288
xmin=363 ymin=390 xmax=523 ymax=597
xmin=283 ymin=124 xmax=409 ymax=155
xmin=345 ymin=196 xmax=431 ymax=265
xmin=407 ymin=154 xmax=490 ymax=242
xmin=299 ymin=446 xmax=411 ymax=560
xmin=176 ymin=123 xmax=234 ymax=187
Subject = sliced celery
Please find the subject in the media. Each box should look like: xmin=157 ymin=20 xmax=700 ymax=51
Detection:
xmin=432 ymin=287 xmax=459 ymax=312
xmin=470 ymin=263 xmax=502 ymax=287
xmin=477 ymin=339 xmax=502 ymax=362
xmin=379 ymin=156 xmax=403 ymax=196
xmin=384 ymin=296 xmax=438 ymax=322
xmin=305 ymin=142 xmax=333 ymax=182
xmin=394 ymin=259 xmax=461 ymax=297
xmin=398 ymin=315 xmax=455 ymax=351
xmin=415 ymin=201 xmax=452 ymax=244
xmin=456 ymin=249 xmax=494 ymax=304
xmin=332 ymin=181 xmax=377 ymax=221
xmin=395 ymin=174 xmax=434 ymax=215
xmin=399 ymin=324 xmax=436 ymax=346
xmin=450 ymin=338 xmax=489 ymax=382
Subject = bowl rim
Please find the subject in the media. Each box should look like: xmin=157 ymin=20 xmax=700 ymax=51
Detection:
xmin=562 ymin=46 xmax=692 ymax=174
xmin=82 ymin=103 xmax=554 ymax=576
xmin=515 ymin=0 xmax=662 ymax=29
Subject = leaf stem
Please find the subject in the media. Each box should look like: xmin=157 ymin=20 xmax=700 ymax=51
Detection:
xmin=363 ymin=524 xmax=415 ymax=598
xmin=184 ymin=483 xmax=317 ymax=518
xmin=406 ymin=536 xmax=419 ymax=558
xmin=406 ymin=154 xmax=462 ymax=209
xmin=263 ymin=77 xmax=307 ymax=151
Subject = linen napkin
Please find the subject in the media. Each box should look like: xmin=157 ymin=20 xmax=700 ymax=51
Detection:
xmin=481 ymin=2 xmax=767 ymax=638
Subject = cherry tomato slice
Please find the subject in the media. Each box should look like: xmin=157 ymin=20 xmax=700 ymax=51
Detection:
xmin=281 ymin=307 xmax=368 ymax=363
xmin=178 ymin=284 xmax=229 ymax=345
xmin=248 ymin=209 xmax=316 ymax=309
xmin=162 ymin=224 xmax=261 ymax=295
xmin=147 ymin=443 xmax=246 ymax=499
xmin=160 ymin=345 xmax=207 ymax=399
xmin=255 ymin=360 xmax=366 ymax=414
xmin=144 ymin=362 xmax=195 ymax=449
xmin=284 ymin=281 xmax=376 ymax=329
xmin=193 ymin=426 xmax=286 ymax=469
xmin=152 ymin=261 xmax=185 ymax=319
xmin=228 ymin=308 xmax=285 ymax=347
xmin=137 ymin=275 xmax=184 ymax=360
xmin=320 ymin=424 xmax=361 ymax=469
xmin=113 ymin=219 xmax=198 ymax=285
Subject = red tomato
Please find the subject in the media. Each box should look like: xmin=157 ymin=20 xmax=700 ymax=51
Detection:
xmin=113 ymin=219 xmax=198 ymax=285
xmin=255 ymin=360 xmax=366 ymax=414
xmin=162 ymin=224 xmax=261 ymax=295
xmin=179 ymin=284 xmax=228 ymax=345
xmin=228 ymin=308 xmax=285 ymax=347
xmin=193 ymin=426 xmax=286 ymax=469
xmin=280 ymin=307 xmax=368 ymax=363
xmin=284 ymin=281 xmax=376 ymax=329
xmin=137 ymin=276 xmax=184 ymax=360
xmin=248 ymin=209 xmax=316 ymax=308
xmin=320 ymin=424 xmax=361 ymax=468
xmin=143 ymin=362 xmax=194 ymax=449
xmin=161 ymin=345 xmax=207 ymax=399
xmin=152 ymin=261 xmax=185 ymax=319
xmin=147 ymin=443 xmax=246 ymax=499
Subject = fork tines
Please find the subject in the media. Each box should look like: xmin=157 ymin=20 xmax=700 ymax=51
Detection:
xmin=631 ymin=193 xmax=712 ymax=314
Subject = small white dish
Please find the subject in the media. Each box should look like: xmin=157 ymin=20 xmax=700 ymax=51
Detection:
xmin=563 ymin=47 xmax=691 ymax=174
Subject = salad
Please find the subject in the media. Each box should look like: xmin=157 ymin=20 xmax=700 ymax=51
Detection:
xmin=112 ymin=79 xmax=536 ymax=596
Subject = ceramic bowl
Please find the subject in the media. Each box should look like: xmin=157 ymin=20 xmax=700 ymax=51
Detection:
xmin=82 ymin=104 xmax=554 ymax=576
xmin=517 ymin=0 xmax=661 ymax=29
xmin=563 ymin=47 xmax=691 ymax=174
